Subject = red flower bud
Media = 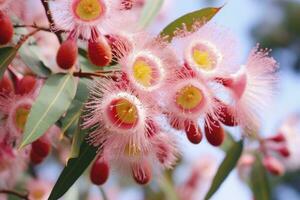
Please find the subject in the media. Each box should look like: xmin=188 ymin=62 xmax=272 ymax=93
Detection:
xmin=184 ymin=120 xmax=202 ymax=144
xmin=0 ymin=73 xmax=14 ymax=94
xmin=17 ymin=75 xmax=36 ymax=95
xmin=132 ymin=162 xmax=152 ymax=185
xmin=0 ymin=11 xmax=13 ymax=45
xmin=31 ymin=138 xmax=51 ymax=158
xmin=90 ymin=158 xmax=110 ymax=185
xmin=88 ymin=37 xmax=112 ymax=67
xmin=204 ymin=115 xmax=225 ymax=146
xmin=30 ymin=149 xmax=44 ymax=165
xmin=56 ymin=39 xmax=78 ymax=70
xmin=266 ymin=133 xmax=286 ymax=143
xmin=277 ymin=146 xmax=290 ymax=158
xmin=263 ymin=156 xmax=285 ymax=176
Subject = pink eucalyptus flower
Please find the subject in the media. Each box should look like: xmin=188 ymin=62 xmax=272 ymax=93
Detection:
xmin=219 ymin=46 xmax=278 ymax=132
xmin=50 ymin=0 xmax=137 ymax=40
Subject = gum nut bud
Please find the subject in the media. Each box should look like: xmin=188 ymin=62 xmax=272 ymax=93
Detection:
xmin=56 ymin=39 xmax=78 ymax=70
xmin=0 ymin=12 xmax=14 ymax=45
xmin=204 ymin=115 xmax=225 ymax=146
xmin=0 ymin=73 xmax=14 ymax=94
xmin=184 ymin=120 xmax=202 ymax=144
xmin=17 ymin=75 xmax=36 ymax=95
xmin=31 ymin=138 xmax=51 ymax=158
xmin=88 ymin=37 xmax=112 ymax=67
xmin=132 ymin=162 xmax=152 ymax=185
xmin=30 ymin=149 xmax=44 ymax=165
xmin=90 ymin=159 xmax=110 ymax=185
xmin=267 ymin=132 xmax=286 ymax=143
xmin=263 ymin=156 xmax=285 ymax=176
xmin=146 ymin=119 xmax=158 ymax=138
xmin=277 ymin=146 xmax=290 ymax=158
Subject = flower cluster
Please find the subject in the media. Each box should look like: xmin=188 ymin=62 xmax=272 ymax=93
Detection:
xmin=72 ymin=2 xmax=279 ymax=185
xmin=0 ymin=0 xmax=280 ymax=193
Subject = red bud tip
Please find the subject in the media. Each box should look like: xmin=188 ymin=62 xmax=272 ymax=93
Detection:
xmin=277 ymin=146 xmax=290 ymax=158
xmin=184 ymin=120 xmax=202 ymax=144
xmin=31 ymin=138 xmax=51 ymax=158
xmin=90 ymin=158 xmax=110 ymax=185
xmin=0 ymin=73 xmax=14 ymax=94
xmin=132 ymin=162 xmax=152 ymax=185
xmin=263 ymin=156 xmax=285 ymax=176
xmin=17 ymin=76 xmax=36 ymax=95
xmin=0 ymin=12 xmax=14 ymax=45
xmin=88 ymin=37 xmax=112 ymax=67
xmin=30 ymin=149 xmax=45 ymax=165
xmin=56 ymin=39 xmax=78 ymax=70
xmin=204 ymin=115 xmax=225 ymax=146
xmin=266 ymin=133 xmax=286 ymax=143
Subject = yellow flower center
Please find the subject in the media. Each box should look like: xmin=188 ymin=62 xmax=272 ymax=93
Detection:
xmin=176 ymin=85 xmax=203 ymax=110
xmin=74 ymin=0 xmax=103 ymax=21
xmin=115 ymin=98 xmax=138 ymax=125
xmin=133 ymin=59 xmax=153 ymax=87
xmin=124 ymin=143 xmax=141 ymax=157
xmin=15 ymin=106 xmax=30 ymax=131
xmin=192 ymin=49 xmax=215 ymax=71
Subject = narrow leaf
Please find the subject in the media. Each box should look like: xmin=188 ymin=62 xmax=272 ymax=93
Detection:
xmin=19 ymin=44 xmax=51 ymax=78
xmin=69 ymin=123 xmax=85 ymax=159
xmin=48 ymin=139 xmax=98 ymax=200
xmin=59 ymin=79 xmax=90 ymax=135
xmin=139 ymin=0 xmax=164 ymax=28
xmin=0 ymin=46 xmax=17 ymax=78
xmin=220 ymin=131 xmax=235 ymax=152
xmin=250 ymin=155 xmax=271 ymax=200
xmin=20 ymin=73 xmax=77 ymax=148
xmin=204 ymin=140 xmax=244 ymax=200
xmin=160 ymin=7 xmax=221 ymax=42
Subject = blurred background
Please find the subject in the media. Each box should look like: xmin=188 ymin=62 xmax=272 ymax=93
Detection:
xmin=35 ymin=0 xmax=300 ymax=199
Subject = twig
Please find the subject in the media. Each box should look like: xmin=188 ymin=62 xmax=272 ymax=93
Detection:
xmin=13 ymin=24 xmax=51 ymax=32
xmin=73 ymin=70 xmax=107 ymax=79
xmin=15 ymin=29 xmax=41 ymax=50
xmin=40 ymin=0 xmax=63 ymax=43
xmin=0 ymin=189 xmax=29 ymax=200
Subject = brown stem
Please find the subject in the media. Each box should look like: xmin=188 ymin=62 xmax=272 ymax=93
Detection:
xmin=13 ymin=24 xmax=51 ymax=32
xmin=73 ymin=70 xmax=109 ymax=79
xmin=15 ymin=29 xmax=41 ymax=50
xmin=0 ymin=189 xmax=29 ymax=200
xmin=40 ymin=0 xmax=63 ymax=43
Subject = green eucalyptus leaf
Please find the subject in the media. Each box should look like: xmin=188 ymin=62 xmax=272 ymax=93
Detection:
xmin=160 ymin=7 xmax=221 ymax=42
xmin=69 ymin=122 xmax=85 ymax=159
xmin=220 ymin=131 xmax=236 ymax=152
xmin=204 ymin=140 xmax=244 ymax=200
xmin=139 ymin=0 xmax=164 ymax=28
xmin=20 ymin=73 xmax=77 ymax=148
xmin=48 ymin=139 xmax=98 ymax=200
xmin=250 ymin=155 xmax=271 ymax=200
xmin=19 ymin=44 xmax=51 ymax=78
xmin=59 ymin=79 xmax=90 ymax=135
xmin=0 ymin=46 xmax=17 ymax=78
